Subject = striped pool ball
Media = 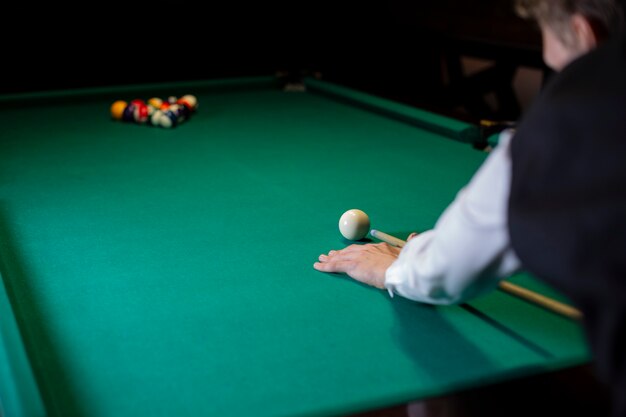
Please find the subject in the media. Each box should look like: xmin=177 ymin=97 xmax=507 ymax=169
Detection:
xmin=159 ymin=110 xmax=178 ymax=128
xmin=145 ymin=104 xmax=157 ymax=125
xmin=149 ymin=109 xmax=164 ymax=127
xmin=130 ymin=99 xmax=145 ymax=114
xmin=148 ymin=97 xmax=163 ymax=108
xmin=179 ymin=95 xmax=198 ymax=111
xmin=178 ymin=105 xmax=191 ymax=120
xmin=169 ymin=104 xmax=187 ymax=122
xmin=133 ymin=103 xmax=149 ymax=123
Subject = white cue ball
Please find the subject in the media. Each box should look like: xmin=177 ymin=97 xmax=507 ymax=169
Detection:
xmin=339 ymin=209 xmax=370 ymax=241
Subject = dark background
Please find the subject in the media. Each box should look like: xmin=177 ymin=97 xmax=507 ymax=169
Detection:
xmin=2 ymin=0 xmax=545 ymax=122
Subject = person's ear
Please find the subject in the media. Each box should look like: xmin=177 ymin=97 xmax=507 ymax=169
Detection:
xmin=570 ymin=13 xmax=599 ymax=52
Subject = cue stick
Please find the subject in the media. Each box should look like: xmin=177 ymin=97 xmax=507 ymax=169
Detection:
xmin=369 ymin=229 xmax=583 ymax=320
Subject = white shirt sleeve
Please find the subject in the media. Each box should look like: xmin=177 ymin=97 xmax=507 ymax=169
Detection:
xmin=384 ymin=130 xmax=521 ymax=305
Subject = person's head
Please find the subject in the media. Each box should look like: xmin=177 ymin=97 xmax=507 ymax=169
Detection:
xmin=516 ymin=0 xmax=623 ymax=70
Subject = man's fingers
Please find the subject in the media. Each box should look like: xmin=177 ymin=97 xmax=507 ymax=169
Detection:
xmin=335 ymin=243 xmax=389 ymax=256
xmin=334 ymin=244 xmax=367 ymax=254
xmin=320 ymin=244 xmax=394 ymax=262
xmin=313 ymin=260 xmax=354 ymax=273
xmin=319 ymin=250 xmax=359 ymax=263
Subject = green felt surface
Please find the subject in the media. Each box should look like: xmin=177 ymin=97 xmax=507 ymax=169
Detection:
xmin=0 ymin=79 xmax=588 ymax=417
xmin=0 ymin=271 xmax=45 ymax=417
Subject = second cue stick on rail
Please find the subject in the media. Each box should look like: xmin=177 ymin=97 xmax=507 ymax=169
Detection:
xmin=369 ymin=229 xmax=583 ymax=320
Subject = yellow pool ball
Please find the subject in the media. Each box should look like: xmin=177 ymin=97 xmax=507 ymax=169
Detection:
xmin=110 ymin=100 xmax=128 ymax=120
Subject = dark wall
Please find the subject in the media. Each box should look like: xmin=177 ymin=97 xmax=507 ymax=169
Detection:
xmin=3 ymin=1 xmax=541 ymax=121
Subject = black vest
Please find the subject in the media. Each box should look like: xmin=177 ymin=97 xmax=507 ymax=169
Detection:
xmin=508 ymin=35 xmax=626 ymax=416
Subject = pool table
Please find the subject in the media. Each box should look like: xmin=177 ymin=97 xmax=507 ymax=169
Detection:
xmin=0 ymin=77 xmax=588 ymax=417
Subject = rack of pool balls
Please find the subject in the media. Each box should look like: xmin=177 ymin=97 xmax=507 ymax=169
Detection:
xmin=110 ymin=95 xmax=198 ymax=128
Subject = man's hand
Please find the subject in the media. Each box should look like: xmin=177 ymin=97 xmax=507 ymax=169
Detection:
xmin=313 ymin=243 xmax=402 ymax=289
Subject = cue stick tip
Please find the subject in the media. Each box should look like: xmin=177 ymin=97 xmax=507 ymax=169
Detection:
xmin=369 ymin=229 xmax=406 ymax=248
